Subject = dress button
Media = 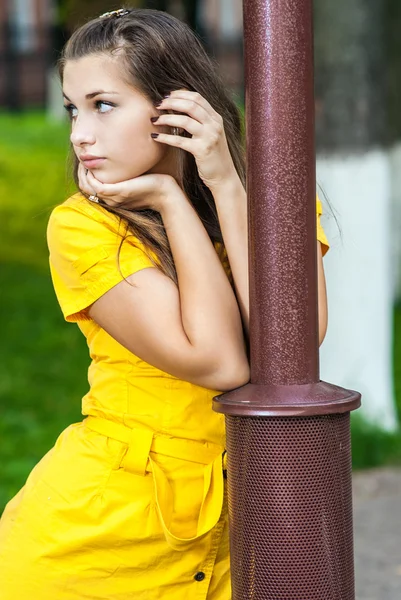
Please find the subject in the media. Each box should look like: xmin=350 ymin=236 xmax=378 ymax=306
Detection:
xmin=194 ymin=571 xmax=206 ymax=582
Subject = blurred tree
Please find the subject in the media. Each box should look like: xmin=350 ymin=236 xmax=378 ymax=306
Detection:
xmin=385 ymin=0 xmax=401 ymax=145
xmin=58 ymin=0 xmax=141 ymax=32
xmin=144 ymin=1 xmax=168 ymax=11
xmin=57 ymin=0 xmax=200 ymax=34
xmin=314 ymin=0 xmax=386 ymax=152
xmin=182 ymin=0 xmax=198 ymax=31
xmin=143 ymin=1 xmax=200 ymax=31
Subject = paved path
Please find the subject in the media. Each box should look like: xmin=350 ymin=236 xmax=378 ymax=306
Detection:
xmin=353 ymin=467 xmax=401 ymax=599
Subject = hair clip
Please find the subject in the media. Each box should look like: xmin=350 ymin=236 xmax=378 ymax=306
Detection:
xmin=99 ymin=9 xmax=130 ymax=19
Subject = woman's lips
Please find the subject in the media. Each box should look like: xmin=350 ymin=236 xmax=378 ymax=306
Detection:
xmin=81 ymin=158 xmax=106 ymax=168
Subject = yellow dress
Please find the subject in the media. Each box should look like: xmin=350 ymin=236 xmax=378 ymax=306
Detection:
xmin=0 ymin=193 xmax=329 ymax=599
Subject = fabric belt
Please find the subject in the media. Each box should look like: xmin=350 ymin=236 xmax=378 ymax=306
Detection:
xmin=84 ymin=416 xmax=226 ymax=550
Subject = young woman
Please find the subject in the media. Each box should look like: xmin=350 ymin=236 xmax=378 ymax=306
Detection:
xmin=0 ymin=8 xmax=330 ymax=598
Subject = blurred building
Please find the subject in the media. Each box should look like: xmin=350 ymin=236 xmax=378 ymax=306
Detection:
xmin=0 ymin=0 xmax=57 ymax=109
xmin=0 ymin=0 xmax=245 ymax=109
xmin=198 ymin=0 xmax=243 ymax=97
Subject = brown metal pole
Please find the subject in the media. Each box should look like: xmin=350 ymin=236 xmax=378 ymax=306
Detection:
xmin=213 ymin=1 xmax=361 ymax=598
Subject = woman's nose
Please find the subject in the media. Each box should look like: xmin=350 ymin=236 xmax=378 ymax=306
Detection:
xmin=70 ymin=121 xmax=96 ymax=147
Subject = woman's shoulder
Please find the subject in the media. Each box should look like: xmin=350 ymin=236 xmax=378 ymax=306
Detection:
xmin=47 ymin=192 xmax=129 ymax=245
xmin=49 ymin=192 xmax=121 ymax=228
xmin=46 ymin=192 xmax=133 ymax=266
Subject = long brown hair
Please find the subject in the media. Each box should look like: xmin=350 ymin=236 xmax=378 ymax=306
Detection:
xmin=58 ymin=7 xmax=245 ymax=284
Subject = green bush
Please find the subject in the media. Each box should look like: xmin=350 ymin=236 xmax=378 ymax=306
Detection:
xmin=0 ymin=111 xmax=400 ymax=513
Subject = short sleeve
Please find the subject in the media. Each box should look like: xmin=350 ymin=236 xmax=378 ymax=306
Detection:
xmin=47 ymin=195 xmax=157 ymax=322
xmin=316 ymin=196 xmax=330 ymax=257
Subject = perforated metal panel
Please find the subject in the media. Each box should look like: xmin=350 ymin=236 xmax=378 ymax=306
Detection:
xmin=225 ymin=413 xmax=354 ymax=600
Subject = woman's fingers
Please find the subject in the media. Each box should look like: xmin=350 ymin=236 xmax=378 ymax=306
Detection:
xmin=151 ymin=113 xmax=201 ymax=136
xmin=158 ymin=90 xmax=222 ymax=125
xmin=151 ymin=132 xmax=197 ymax=154
xmin=78 ymin=164 xmax=115 ymax=205
xmin=78 ymin=166 xmax=174 ymax=212
xmin=85 ymin=169 xmax=108 ymax=197
xmin=153 ymin=91 xmax=234 ymax=189
xmin=78 ymin=163 xmax=96 ymax=198
xmin=151 ymin=91 xmax=225 ymax=160
xmin=156 ymin=97 xmax=211 ymax=125
xmin=86 ymin=170 xmax=147 ymax=201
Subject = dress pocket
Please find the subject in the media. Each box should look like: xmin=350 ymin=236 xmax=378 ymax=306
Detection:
xmin=37 ymin=423 xmax=120 ymax=508
xmin=149 ymin=451 xmax=225 ymax=551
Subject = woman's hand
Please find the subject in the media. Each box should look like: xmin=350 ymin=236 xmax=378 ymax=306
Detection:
xmin=151 ymin=90 xmax=238 ymax=191
xmin=77 ymin=163 xmax=180 ymax=214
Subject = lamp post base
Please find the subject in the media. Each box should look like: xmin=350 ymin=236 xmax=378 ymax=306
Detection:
xmin=214 ymin=381 xmax=361 ymax=599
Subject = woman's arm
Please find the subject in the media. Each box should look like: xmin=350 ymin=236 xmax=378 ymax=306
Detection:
xmin=210 ymin=173 xmax=250 ymax=338
xmin=159 ymin=182 xmax=249 ymax=368
xmin=87 ymin=177 xmax=250 ymax=390
xmin=210 ymin=173 xmax=328 ymax=346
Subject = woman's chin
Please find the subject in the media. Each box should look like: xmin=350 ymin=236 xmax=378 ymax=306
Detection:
xmin=91 ymin=171 xmax=123 ymax=185
xmin=96 ymin=169 xmax=143 ymax=185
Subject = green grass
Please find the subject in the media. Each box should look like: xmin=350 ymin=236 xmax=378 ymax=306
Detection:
xmin=0 ymin=263 xmax=88 ymax=502
xmin=0 ymin=111 xmax=401 ymax=512
xmin=352 ymin=300 xmax=401 ymax=469
xmin=0 ymin=111 xmax=76 ymax=267
xmin=0 ymin=111 xmax=87 ymax=508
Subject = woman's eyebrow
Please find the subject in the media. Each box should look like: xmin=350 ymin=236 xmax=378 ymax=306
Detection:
xmin=62 ymin=91 xmax=119 ymax=101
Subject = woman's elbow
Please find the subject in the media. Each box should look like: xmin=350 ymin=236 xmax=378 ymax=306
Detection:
xmin=213 ymin=358 xmax=250 ymax=392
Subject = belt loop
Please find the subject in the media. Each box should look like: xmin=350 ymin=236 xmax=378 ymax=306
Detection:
xmin=121 ymin=426 xmax=154 ymax=476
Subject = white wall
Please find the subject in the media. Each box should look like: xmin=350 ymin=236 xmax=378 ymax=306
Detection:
xmin=317 ymin=151 xmax=398 ymax=431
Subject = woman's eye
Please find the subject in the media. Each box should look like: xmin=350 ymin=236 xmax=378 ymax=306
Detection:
xmin=64 ymin=104 xmax=78 ymax=119
xmin=62 ymin=101 xmax=114 ymax=119
xmin=96 ymin=101 xmax=114 ymax=113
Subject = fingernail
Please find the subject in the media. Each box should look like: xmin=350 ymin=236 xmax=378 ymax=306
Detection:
xmin=150 ymin=117 xmax=159 ymax=123
xmin=151 ymin=133 xmax=159 ymax=139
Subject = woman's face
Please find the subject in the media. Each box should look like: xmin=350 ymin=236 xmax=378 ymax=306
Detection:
xmin=63 ymin=54 xmax=175 ymax=184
